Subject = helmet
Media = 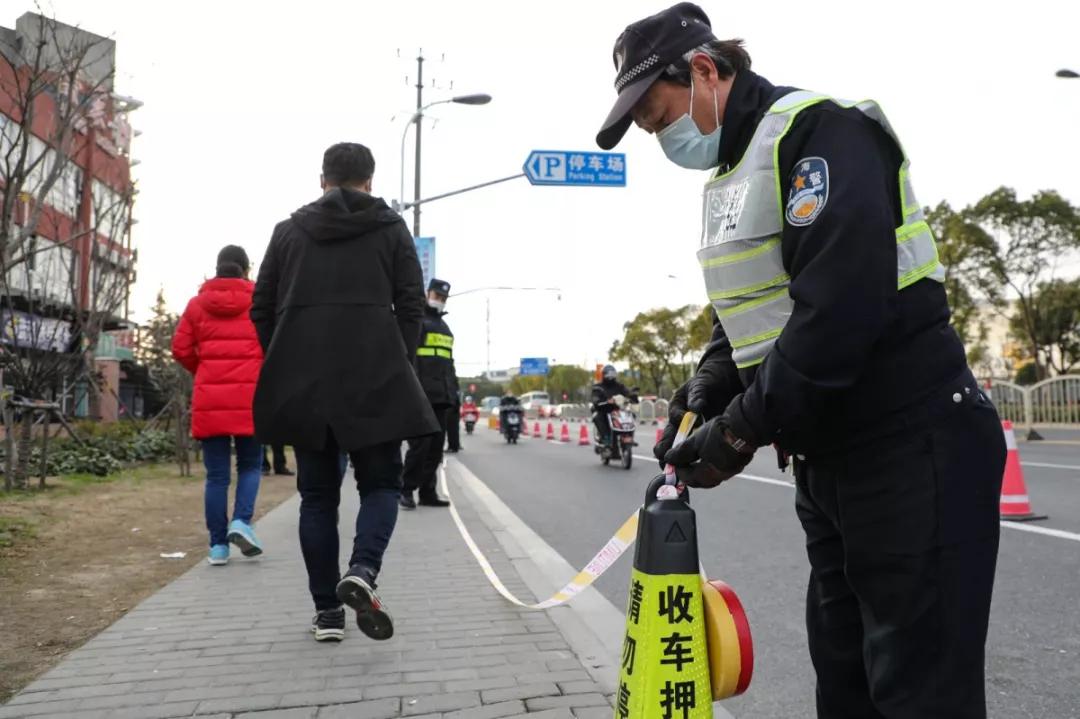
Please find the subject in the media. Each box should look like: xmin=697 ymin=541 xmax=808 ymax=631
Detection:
xmin=602 ymin=364 xmax=618 ymax=381
xmin=464 ymin=395 xmax=473 ymax=403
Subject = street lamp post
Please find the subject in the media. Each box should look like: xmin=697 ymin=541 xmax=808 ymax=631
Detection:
xmin=449 ymin=286 xmax=561 ymax=374
xmin=399 ymin=55 xmax=491 ymax=238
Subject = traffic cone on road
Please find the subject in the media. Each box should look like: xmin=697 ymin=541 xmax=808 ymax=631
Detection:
xmin=560 ymin=422 xmax=571 ymax=443
xmin=579 ymin=424 xmax=591 ymax=446
xmin=533 ymin=421 xmax=542 ymax=438
xmin=546 ymin=422 xmax=555 ymax=440
xmin=1000 ymin=421 xmax=1047 ymax=521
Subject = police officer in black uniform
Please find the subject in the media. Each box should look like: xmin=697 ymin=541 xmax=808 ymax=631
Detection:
xmin=596 ymin=5 xmax=1006 ymax=718
xmin=401 ymin=278 xmax=458 ymax=510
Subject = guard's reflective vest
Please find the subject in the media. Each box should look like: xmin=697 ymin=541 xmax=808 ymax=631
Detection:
xmin=417 ymin=331 xmax=454 ymax=359
xmin=699 ymin=90 xmax=945 ymax=369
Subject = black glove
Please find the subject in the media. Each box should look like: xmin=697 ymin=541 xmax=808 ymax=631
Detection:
xmin=663 ymin=417 xmax=755 ymax=488
xmin=653 ymin=382 xmax=693 ymax=468
xmin=686 ymin=349 xmax=738 ymax=417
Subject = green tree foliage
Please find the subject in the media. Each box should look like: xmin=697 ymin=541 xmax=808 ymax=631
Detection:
xmin=1007 ymin=279 xmax=1080 ymax=376
xmin=546 ymin=365 xmax=594 ymax=402
xmin=609 ymin=305 xmax=711 ymax=396
xmin=965 ymin=188 xmax=1080 ymax=381
xmin=926 ymin=201 xmax=997 ymax=363
xmin=508 ymin=374 xmax=545 ymax=395
xmin=457 ymin=377 xmax=506 ymax=401
xmin=506 ymin=365 xmax=594 ymax=401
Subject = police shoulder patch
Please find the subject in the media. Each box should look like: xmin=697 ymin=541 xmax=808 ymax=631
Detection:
xmin=785 ymin=157 xmax=829 ymax=227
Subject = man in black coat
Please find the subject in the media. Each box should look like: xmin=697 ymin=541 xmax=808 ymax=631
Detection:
xmin=251 ymin=142 xmax=439 ymax=643
xmin=400 ymin=278 xmax=459 ymax=510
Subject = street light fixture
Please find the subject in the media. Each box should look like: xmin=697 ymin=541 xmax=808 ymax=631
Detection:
xmin=398 ymin=93 xmax=492 ymax=236
xmin=1056 ymin=69 xmax=1079 ymax=78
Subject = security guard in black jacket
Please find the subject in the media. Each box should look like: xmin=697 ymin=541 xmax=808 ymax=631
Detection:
xmin=597 ymin=5 xmax=1005 ymax=718
xmin=401 ymin=278 xmax=458 ymax=510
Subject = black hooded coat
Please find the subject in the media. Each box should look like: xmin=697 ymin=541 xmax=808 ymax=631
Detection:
xmin=251 ymin=188 xmax=439 ymax=451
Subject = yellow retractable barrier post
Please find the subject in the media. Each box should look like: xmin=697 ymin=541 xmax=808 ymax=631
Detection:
xmin=616 ymin=473 xmax=712 ymax=718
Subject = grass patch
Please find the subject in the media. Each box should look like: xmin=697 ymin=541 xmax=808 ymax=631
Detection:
xmin=0 ymin=516 xmax=36 ymax=547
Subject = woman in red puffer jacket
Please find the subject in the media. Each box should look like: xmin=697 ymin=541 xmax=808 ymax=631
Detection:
xmin=172 ymin=245 xmax=265 ymax=566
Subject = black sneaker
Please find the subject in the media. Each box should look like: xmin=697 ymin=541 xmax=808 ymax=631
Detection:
xmin=336 ymin=568 xmax=393 ymax=641
xmin=418 ymin=496 xmax=450 ymax=508
xmin=311 ymin=607 xmax=345 ymax=642
xmin=274 ymin=467 xmax=295 ymax=476
xmin=399 ymin=494 xmax=417 ymax=510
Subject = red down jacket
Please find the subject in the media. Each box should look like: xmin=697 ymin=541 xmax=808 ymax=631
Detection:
xmin=172 ymin=277 xmax=263 ymax=439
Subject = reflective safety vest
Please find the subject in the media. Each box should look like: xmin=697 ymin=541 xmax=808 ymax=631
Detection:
xmin=417 ymin=331 xmax=454 ymax=359
xmin=698 ymin=90 xmax=945 ymax=369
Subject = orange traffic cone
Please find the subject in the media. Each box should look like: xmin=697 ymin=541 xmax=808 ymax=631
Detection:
xmin=560 ymin=422 xmax=570 ymax=443
xmin=533 ymin=421 xmax=542 ymax=438
xmin=546 ymin=422 xmax=555 ymax=440
xmin=1000 ymin=421 xmax=1047 ymax=521
xmin=579 ymin=424 xmax=590 ymax=446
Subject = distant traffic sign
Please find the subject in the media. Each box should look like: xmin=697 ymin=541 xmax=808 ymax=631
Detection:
xmin=519 ymin=357 xmax=550 ymax=376
xmin=523 ymin=150 xmax=626 ymax=187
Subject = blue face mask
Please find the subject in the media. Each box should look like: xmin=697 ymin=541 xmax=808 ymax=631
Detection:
xmin=656 ymin=77 xmax=722 ymax=170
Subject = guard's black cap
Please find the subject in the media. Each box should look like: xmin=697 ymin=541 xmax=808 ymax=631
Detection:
xmin=596 ymin=2 xmax=716 ymax=150
xmin=428 ymin=278 xmax=451 ymax=297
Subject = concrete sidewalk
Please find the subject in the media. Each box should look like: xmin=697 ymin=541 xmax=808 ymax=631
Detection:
xmin=2 ymin=461 xmax=616 ymax=719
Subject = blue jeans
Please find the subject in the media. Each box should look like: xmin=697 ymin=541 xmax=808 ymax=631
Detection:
xmin=202 ymin=436 xmax=262 ymax=546
xmin=294 ymin=433 xmax=401 ymax=610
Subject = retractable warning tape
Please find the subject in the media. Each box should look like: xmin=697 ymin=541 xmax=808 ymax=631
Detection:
xmin=440 ymin=464 xmax=639 ymax=609
xmin=439 ymin=413 xmax=752 ymax=708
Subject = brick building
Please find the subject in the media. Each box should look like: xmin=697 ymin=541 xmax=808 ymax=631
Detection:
xmin=0 ymin=12 xmax=140 ymax=419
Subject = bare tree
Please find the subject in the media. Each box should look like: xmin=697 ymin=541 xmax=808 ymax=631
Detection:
xmin=0 ymin=10 xmax=135 ymax=488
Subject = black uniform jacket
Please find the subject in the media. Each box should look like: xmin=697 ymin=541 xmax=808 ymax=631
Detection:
xmin=697 ymin=70 xmax=968 ymax=456
xmin=415 ymin=306 xmax=460 ymax=408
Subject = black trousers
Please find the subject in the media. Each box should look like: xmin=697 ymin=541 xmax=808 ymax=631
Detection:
xmin=446 ymin=405 xmax=461 ymax=450
xmin=262 ymin=443 xmax=287 ymax=472
xmin=402 ymin=405 xmax=448 ymax=500
xmin=294 ymin=434 xmax=402 ymax=611
xmin=795 ymin=382 xmax=1005 ymax=719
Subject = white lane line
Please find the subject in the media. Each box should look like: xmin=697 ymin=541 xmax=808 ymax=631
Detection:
xmin=633 ymin=458 xmax=1080 ymax=543
xmin=1000 ymin=521 xmax=1080 ymax=542
xmin=1022 ymin=461 xmax=1080 ymax=472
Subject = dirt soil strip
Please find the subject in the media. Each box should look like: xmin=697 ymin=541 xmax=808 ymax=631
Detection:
xmin=0 ymin=462 xmax=298 ymax=702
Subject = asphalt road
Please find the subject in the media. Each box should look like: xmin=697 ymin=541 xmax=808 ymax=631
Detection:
xmin=453 ymin=421 xmax=1080 ymax=718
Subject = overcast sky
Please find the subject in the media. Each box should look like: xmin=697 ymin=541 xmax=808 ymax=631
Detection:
xmin=12 ymin=0 xmax=1080 ymax=376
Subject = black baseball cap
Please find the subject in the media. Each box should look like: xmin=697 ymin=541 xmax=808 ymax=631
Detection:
xmin=596 ymin=2 xmax=716 ymax=150
xmin=428 ymin=278 xmax=451 ymax=297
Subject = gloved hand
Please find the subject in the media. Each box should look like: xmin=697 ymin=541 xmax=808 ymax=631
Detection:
xmin=663 ymin=417 xmax=756 ymax=488
xmin=653 ymin=382 xmax=693 ymax=468
xmin=686 ymin=348 xmax=736 ymax=417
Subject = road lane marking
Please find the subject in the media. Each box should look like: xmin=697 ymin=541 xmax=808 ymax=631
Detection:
xmin=631 ymin=458 xmax=1080 ymax=543
xmin=1022 ymin=461 xmax=1080 ymax=472
xmin=999 ymin=522 xmax=1080 ymax=542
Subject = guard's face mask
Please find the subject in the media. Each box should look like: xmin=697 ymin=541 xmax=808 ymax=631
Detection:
xmin=427 ymin=299 xmax=446 ymax=312
xmin=656 ymin=76 xmax=722 ymax=170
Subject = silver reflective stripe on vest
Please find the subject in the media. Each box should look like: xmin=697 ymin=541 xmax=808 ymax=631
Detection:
xmin=897 ymin=220 xmax=946 ymax=287
xmin=698 ymin=91 xmax=945 ymax=369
